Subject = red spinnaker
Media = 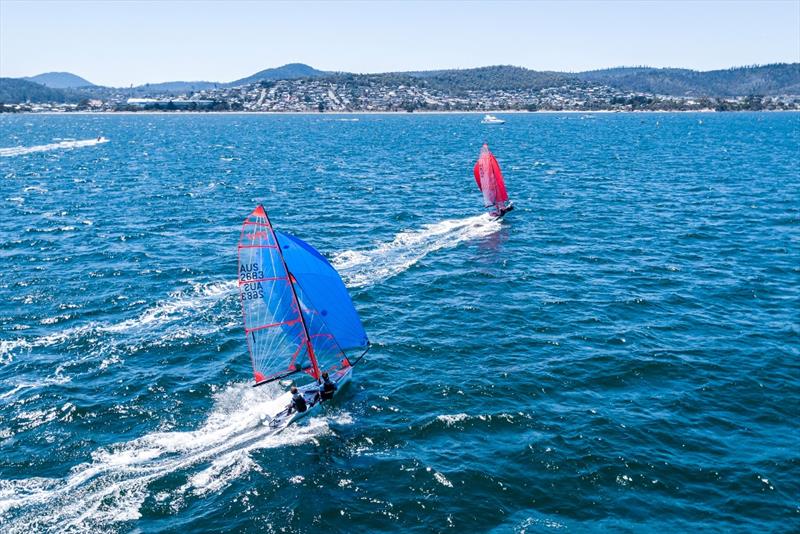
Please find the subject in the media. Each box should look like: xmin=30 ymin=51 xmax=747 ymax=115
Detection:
xmin=473 ymin=143 xmax=509 ymax=208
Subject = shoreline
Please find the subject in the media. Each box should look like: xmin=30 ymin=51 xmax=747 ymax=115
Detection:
xmin=4 ymin=109 xmax=798 ymax=116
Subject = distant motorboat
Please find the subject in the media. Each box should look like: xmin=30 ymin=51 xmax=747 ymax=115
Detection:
xmin=480 ymin=114 xmax=505 ymax=124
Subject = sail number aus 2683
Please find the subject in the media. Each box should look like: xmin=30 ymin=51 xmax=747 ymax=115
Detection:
xmin=241 ymin=283 xmax=264 ymax=301
xmin=240 ymin=263 xmax=265 ymax=300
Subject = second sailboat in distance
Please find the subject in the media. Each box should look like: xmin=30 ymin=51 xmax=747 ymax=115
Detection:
xmin=237 ymin=205 xmax=370 ymax=432
xmin=474 ymin=143 xmax=514 ymax=218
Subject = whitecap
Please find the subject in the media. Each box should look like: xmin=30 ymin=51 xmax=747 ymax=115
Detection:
xmin=436 ymin=413 xmax=469 ymax=426
xmin=433 ymin=471 xmax=453 ymax=488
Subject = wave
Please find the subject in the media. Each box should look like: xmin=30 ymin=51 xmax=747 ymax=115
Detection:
xmin=331 ymin=213 xmax=501 ymax=288
xmin=0 ymin=324 xmax=94 ymax=364
xmin=436 ymin=413 xmax=470 ymax=426
xmin=0 ymin=137 xmax=108 ymax=158
xmin=2 ymin=214 xmax=496 ymax=362
xmin=102 ymin=279 xmax=236 ymax=335
xmin=0 ymin=214 xmax=501 ymax=529
xmin=435 ymin=412 xmax=523 ymax=424
xmin=0 ymin=367 xmax=71 ymax=400
xmin=0 ymin=280 xmax=236 ymax=365
xmin=0 ymin=382 xmax=349 ymax=533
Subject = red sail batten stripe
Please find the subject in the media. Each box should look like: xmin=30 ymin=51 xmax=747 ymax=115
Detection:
xmin=261 ymin=211 xmax=322 ymax=381
xmin=238 ymin=276 xmax=288 ymax=285
xmin=245 ymin=318 xmax=301 ymax=334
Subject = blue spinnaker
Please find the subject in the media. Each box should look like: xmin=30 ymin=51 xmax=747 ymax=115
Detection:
xmin=275 ymin=231 xmax=369 ymax=353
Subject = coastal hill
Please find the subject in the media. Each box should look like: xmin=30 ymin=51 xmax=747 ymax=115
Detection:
xmin=395 ymin=64 xmax=800 ymax=96
xmin=23 ymin=71 xmax=95 ymax=89
xmin=2 ymin=63 xmax=799 ymax=110
xmin=576 ymin=64 xmax=800 ymax=97
xmin=12 ymin=62 xmax=800 ymax=98
xmin=226 ymin=62 xmax=327 ymax=86
xmin=0 ymin=78 xmax=74 ymax=103
xmin=406 ymin=66 xmax=574 ymax=91
xmin=106 ymin=63 xmax=328 ymax=95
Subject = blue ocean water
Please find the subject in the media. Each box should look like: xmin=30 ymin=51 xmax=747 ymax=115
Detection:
xmin=0 ymin=112 xmax=798 ymax=533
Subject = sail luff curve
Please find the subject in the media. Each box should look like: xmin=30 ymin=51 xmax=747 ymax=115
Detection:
xmin=238 ymin=205 xmax=319 ymax=385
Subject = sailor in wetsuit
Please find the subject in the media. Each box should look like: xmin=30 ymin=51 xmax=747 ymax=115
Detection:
xmin=318 ymin=371 xmax=337 ymax=401
xmin=289 ymin=386 xmax=307 ymax=414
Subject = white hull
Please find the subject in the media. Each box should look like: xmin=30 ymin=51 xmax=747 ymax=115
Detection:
xmin=265 ymin=366 xmax=353 ymax=432
xmin=481 ymin=114 xmax=505 ymax=124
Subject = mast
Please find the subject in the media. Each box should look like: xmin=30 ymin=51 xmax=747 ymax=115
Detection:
xmin=261 ymin=206 xmax=322 ymax=381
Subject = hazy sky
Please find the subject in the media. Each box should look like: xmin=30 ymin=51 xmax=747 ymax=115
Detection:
xmin=1 ymin=0 xmax=798 ymax=86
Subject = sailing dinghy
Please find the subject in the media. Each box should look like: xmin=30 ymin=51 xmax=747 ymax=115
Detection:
xmin=474 ymin=143 xmax=514 ymax=218
xmin=238 ymin=205 xmax=369 ymax=432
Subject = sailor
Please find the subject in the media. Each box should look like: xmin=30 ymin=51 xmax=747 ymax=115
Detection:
xmin=318 ymin=371 xmax=337 ymax=401
xmin=289 ymin=386 xmax=307 ymax=414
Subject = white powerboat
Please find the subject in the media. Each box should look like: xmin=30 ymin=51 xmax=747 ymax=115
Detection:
xmin=480 ymin=114 xmax=505 ymax=124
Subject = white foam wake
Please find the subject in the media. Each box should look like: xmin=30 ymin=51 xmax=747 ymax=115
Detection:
xmin=2 ymin=215 xmax=497 ymax=362
xmin=0 ymin=137 xmax=108 ymax=158
xmin=0 ymin=280 xmax=236 ymax=366
xmin=102 ymin=279 xmax=236 ymax=335
xmin=0 ymin=382 xmax=346 ymax=533
xmin=0 ymin=214 xmax=502 ymax=529
xmin=331 ymin=213 xmax=501 ymax=288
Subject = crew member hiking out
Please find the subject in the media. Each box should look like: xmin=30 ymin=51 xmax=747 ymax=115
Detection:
xmin=289 ymin=386 xmax=307 ymax=414
xmin=319 ymin=371 xmax=337 ymax=401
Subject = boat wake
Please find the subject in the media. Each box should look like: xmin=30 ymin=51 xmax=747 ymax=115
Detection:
xmin=0 ymin=137 xmax=108 ymax=158
xmin=0 ymin=279 xmax=236 ymax=367
xmin=2 ymin=214 xmax=498 ymax=365
xmin=0 ymin=382 xmax=349 ymax=533
xmin=0 ymin=214 xmax=499 ymax=530
xmin=331 ymin=213 xmax=502 ymax=288
xmin=102 ymin=279 xmax=236 ymax=336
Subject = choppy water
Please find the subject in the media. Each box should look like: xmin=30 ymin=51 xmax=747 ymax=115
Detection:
xmin=0 ymin=112 xmax=798 ymax=533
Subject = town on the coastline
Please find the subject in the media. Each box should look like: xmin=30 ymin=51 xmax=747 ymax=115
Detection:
xmin=2 ymin=64 xmax=799 ymax=113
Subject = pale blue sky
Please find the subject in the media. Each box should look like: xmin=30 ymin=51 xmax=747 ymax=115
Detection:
xmin=1 ymin=0 xmax=798 ymax=86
